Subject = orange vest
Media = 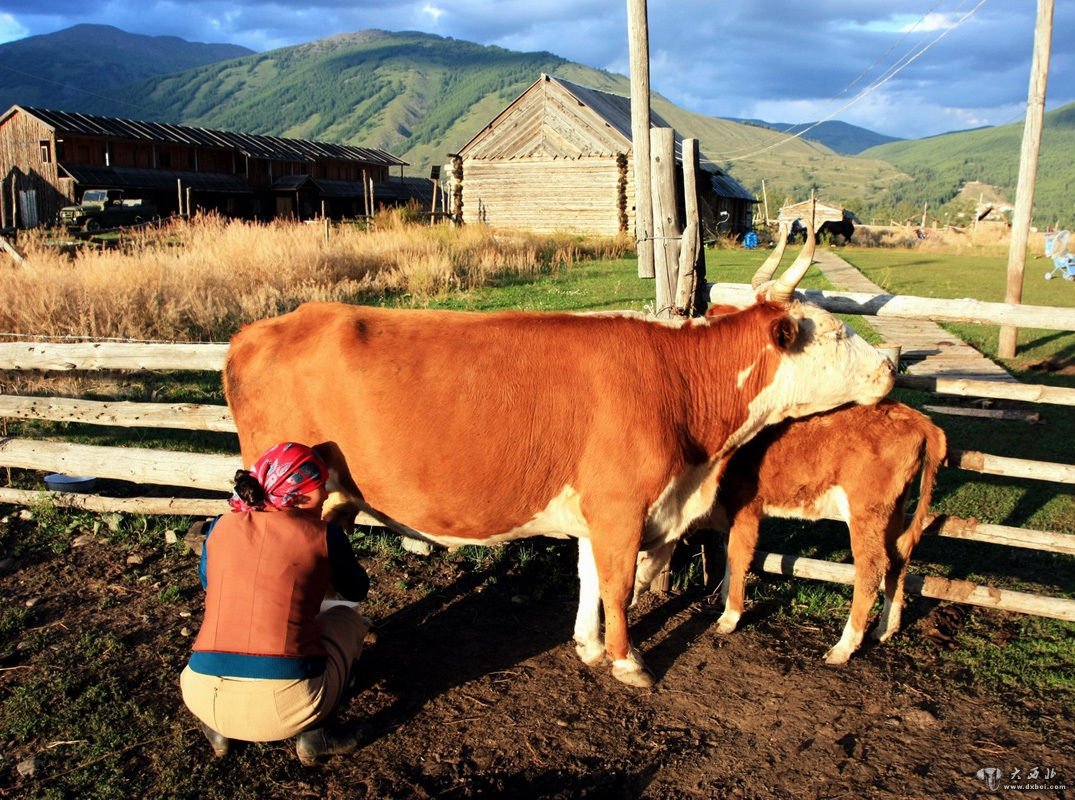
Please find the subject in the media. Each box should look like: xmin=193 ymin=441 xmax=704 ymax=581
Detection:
xmin=193 ymin=510 xmax=330 ymax=661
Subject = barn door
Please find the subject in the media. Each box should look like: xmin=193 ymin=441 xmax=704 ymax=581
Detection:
xmin=18 ymin=190 xmax=38 ymax=228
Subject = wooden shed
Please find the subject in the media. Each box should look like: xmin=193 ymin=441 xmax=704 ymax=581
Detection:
xmin=0 ymin=105 xmax=407 ymax=228
xmin=453 ymin=75 xmax=756 ymax=237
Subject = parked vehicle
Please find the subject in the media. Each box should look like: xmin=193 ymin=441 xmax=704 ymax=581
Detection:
xmin=59 ymin=189 xmax=159 ymax=232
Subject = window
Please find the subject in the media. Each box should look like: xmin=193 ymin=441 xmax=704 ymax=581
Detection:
xmin=39 ymin=140 xmax=51 ymax=163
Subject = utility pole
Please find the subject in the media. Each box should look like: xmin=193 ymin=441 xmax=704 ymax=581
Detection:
xmin=626 ymin=0 xmax=654 ymax=279
xmin=999 ymin=0 xmax=1053 ymax=359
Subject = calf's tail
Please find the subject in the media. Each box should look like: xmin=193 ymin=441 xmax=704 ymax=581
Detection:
xmin=894 ymin=421 xmax=948 ymax=564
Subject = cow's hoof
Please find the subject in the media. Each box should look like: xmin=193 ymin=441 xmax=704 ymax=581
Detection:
xmin=611 ymin=659 xmax=656 ymax=688
xmin=574 ymin=640 xmax=606 ymax=667
xmin=871 ymin=626 xmax=894 ymax=643
xmin=715 ymin=611 xmax=740 ymax=635
xmin=823 ymin=645 xmax=852 ymax=666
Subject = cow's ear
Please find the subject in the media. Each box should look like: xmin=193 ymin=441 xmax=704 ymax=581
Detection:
xmin=770 ymin=315 xmax=799 ymax=351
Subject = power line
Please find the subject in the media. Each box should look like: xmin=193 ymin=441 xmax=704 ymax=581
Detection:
xmin=713 ymin=0 xmax=991 ymax=163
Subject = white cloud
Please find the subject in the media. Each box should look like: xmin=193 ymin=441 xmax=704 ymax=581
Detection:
xmin=0 ymin=13 xmax=29 ymax=44
xmin=0 ymin=0 xmax=1072 ymax=139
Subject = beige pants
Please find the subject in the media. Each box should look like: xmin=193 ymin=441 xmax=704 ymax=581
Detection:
xmin=181 ymin=606 xmax=369 ymax=742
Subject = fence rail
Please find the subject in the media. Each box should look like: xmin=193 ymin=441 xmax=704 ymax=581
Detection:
xmin=2 ymin=320 xmax=1074 ymax=623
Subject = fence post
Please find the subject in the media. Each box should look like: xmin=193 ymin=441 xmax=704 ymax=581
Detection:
xmin=649 ymin=127 xmax=679 ymax=318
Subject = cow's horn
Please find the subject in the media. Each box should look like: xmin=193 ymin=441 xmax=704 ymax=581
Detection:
xmin=751 ymin=222 xmax=789 ymax=290
xmin=769 ymin=196 xmax=817 ymax=302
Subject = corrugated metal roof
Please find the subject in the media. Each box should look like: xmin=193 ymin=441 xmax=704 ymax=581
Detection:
xmin=372 ymin=176 xmax=435 ymax=205
xmin=707 ymin=170 xmax=757 ymax=202
xmin=17 ymin=106 xmax=407 ymax=167
xmin=60 ymin=164 xmax=254 ymax=193
xmin=548 ymin=76 xmax=674 ymax=142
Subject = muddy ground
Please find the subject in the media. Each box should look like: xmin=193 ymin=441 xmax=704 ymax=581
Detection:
xmin=0 ymin=512 xmax=1072 ymax=799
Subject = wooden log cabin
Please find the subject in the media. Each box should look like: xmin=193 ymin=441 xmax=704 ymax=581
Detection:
xmin=0 ymin=105 xmax=408 ymax=228
xmin=452 ymin=74 xmax=756 ymax=237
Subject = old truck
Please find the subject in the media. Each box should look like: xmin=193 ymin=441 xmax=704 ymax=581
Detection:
xmin=59 ymin=189 xmax=159 ymax=232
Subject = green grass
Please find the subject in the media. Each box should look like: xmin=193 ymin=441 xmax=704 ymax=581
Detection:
xmin=838 ymin=246 xmax=1075 ymax=376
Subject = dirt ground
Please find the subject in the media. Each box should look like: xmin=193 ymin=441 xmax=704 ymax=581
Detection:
xmin=1 ymin=513 xmax=1072 ymax=799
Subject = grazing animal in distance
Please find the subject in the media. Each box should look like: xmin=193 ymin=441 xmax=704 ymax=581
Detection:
xmin=222 ymin=233 xmax=895 ymax=687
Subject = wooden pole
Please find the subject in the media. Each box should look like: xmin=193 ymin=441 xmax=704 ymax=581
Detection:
xmin=177 ymin=179 xmax=184 ymax=216
xmin=649 ymin=127 xmax=679 ymax=317
xmin=0 ymin=177 xmax=7 ymax=228
xmin=675 ymin=138 xmax=702 ymax=315
xmin=920 ymin=201 xmax=928 ymax=229
xmin=761 ymin=179 xmax=770 ymax=226
xmin=1000 ymin=0 xmax=1054 ymax=358
xmin=362 ymin=170 xmax=369 ymax=217
xmin=626 ymin=0 xmax=655 ymax=279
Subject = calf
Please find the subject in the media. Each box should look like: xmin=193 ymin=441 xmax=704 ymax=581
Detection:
xmin=636 ymin=401 xmax=946 ymax=664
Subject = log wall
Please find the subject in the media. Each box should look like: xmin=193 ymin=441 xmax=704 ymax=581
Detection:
xmin=461 ymin=158 xmax=632 ymax=235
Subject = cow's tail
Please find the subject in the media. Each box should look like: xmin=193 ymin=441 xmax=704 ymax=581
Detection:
xmin=894 ymin=421 xmax=947 ymax=564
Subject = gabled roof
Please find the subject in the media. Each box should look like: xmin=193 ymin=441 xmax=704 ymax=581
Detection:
xmin=457 ymin=74 xmax=673 ymax=160
xmin=455 ymin=75 xmax=755 ymax=202
xmin=3 ymin=105 xmax=407 ymax=167
xmin=60 ymin=164 xmax=253 ymax=193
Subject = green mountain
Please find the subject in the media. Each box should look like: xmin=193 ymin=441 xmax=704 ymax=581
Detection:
xmin=5 ymin=26 xmax=1070 ymax=228
xmin=67 ymin=29 xmax=906 ymax=214
xmin=0 ymin=24 xmax=253 ymax=112
xmin=862 ymin=104 xmax=1075 ymax=228
xmin=730 ymin=118 xmax=902 ymax=155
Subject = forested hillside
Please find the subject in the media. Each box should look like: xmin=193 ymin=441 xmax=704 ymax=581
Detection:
xmin=862 ymin=102 xmax=1075 ymax=228
xmin=0 ymin=24 xmax=251 ymax=111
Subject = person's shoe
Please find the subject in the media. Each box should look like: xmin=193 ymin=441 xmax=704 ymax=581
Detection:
xmin=294 ymin=725 xmax=358 ymax=766
xmin=200 ymin=722 xmax=229 ymax=758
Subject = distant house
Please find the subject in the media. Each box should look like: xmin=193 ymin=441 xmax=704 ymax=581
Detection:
xmin=0 ymin=105 xmax=408 ymax=228
xmin=778 ymin=198 xmax=859 ymax=241
xmin=452 ymin=74 xmax=756 ymax=237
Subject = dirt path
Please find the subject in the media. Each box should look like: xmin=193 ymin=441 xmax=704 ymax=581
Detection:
xmin=2 ymin=518 xmax=1072 ymax=799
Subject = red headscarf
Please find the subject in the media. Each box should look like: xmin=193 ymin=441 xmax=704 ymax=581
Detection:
xmin=229 ymin=442 xmax=328 ymax=513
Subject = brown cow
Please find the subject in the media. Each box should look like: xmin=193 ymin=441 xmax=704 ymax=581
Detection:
xmin=223 ymin=253 xmax=894 ymax=688
xmin=635 ymin=401 xmax=946 ymax=664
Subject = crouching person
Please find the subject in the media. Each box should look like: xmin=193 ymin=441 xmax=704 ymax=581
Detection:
xmin=180 ymin=442 xmax=371 ymax=766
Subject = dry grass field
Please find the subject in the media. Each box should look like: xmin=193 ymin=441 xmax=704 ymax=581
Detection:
xmin=0 ymin=212 xmax=631 ymax=342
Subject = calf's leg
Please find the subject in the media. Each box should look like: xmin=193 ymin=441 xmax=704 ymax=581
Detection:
xmin=825 ymin=517 xmax=886 ymax=665
xmin=874 ymin=512 xmax=913 ymax=642
xmin=717 ymin=510 xmax=760 ymax=634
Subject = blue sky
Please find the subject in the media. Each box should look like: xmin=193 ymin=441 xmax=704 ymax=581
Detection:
xmin=1 ymin=0 xmax=1072 ymax=140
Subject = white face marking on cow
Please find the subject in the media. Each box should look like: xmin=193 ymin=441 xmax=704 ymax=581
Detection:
xmin=723 ymin=304 xmax=894 ymax=452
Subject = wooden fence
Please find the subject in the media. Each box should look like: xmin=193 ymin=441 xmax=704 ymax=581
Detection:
xmin=1 ymin=292 xmax=1074 ymax=623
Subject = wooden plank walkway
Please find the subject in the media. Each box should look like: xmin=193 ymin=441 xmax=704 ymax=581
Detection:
xmin=812 ymin=250 xmax=1017 ymax=382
